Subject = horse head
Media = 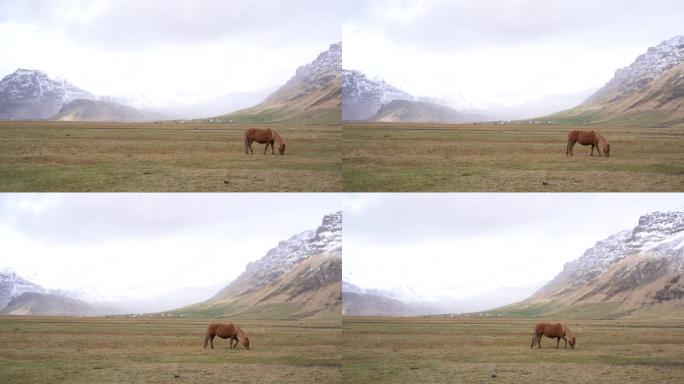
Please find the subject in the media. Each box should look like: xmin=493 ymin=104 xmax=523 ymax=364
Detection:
xmin=569 ymin=336 xmax=576 ymax=349
xmin=278 ymin=143 xmax=286 ymax=155
xmin=604 ymin=143 xmax=610 ymax=157
xmin=243 ymin=335 xmax=251 ymax=350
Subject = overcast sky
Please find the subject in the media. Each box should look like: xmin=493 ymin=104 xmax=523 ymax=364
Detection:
xmin=0 ymin=193 xmax=340 ymax=301
xmin=343 ymin=0 xmax=684 ymax=109
xmin=343 ymin=193 xmax=684 ymax=301
xmin=0 ymin=0 xmax=341 ymax=105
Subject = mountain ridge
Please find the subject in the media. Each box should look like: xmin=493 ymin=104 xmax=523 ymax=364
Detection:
xmin=548 ymin=36 xmax=684 ymax=126
xmin=214 ymin=43 xmax=341 ymax=124
xmin=498 ymin=209 xmax=684 ymax=319
xmin=178 ymin=211 xmax=342 ymax=319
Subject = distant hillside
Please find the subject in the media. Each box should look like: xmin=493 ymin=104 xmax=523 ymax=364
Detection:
xmin=369 ymin=99 xmax=469 ymax=123
xmin=177 ymin=212 xmax=342 ymax=319
xmin=342 ymin=291 xmax=417 ymax=316
xmin=0 ymin=292 xmax=102 ymax=316
xmin=0 ymin=269 xmax=46 ymax=309
xmin=53 ymin=99 xmax=158 ymax=122
xmin=0 ymin=69 xmax=94 ymax=120
xmin=497 ymin=210 xmax=684 ymax=319
xmin=548 ymin=36 xmax=684 ymax=126
xmin=342 ymin=69 xmax=414 ymax=121
xmin=215 ymin=43 xmax=341 ymax=124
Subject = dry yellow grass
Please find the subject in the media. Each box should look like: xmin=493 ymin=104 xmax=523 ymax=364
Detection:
xmin=0 ymin=316 xmax=341 ymax=384
xmin=343 ymin=316 xmax=684 ymax=384
xmin=343 ymin=123 xmax=684 ymax=191
xmin=0 ymin=121 xmax=341 ymax=191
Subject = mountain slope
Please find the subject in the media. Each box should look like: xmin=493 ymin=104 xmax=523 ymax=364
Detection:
xmin=369 ymin=99 xmax=467 ymax=123
xmin=498 ymin=210 xmax=684 ymax=319
xmin=53 ymin=99 xmax=156 ymax=122
xmin=343 ymin=292 xmax=417 ymax=316
xmin=178 ymin=212 xmax=342 ymax=319
xmin=549 ymin=36 xmax=684 ymax=126
xmin=215 ymin=43 xmax=341 ymax=124
xmin=0 ymin=269 xmax=47 ymax=309
xmin=342 ymin=69 xmax=414 ymax=121
xmin=0 ymin=69 xmax=94 ymax=120
xmin=0 ymin=292 xmax=101 ymax=316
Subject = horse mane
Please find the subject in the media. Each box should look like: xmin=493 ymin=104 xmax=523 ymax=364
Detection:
xmin=562 ymin=323 xmax=574 ymax=338
xmin=273 ymin=131 xmax=284 ymax=145
xmin=236 ymin=325 xmax=247 ymax=340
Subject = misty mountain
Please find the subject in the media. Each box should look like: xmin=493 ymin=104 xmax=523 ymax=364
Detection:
xmin=142 ymin=88 xmax=275 ymax=119
xmin=215 ymin=43 xmax=341 ymax=124
xmin=342 ymin=280 xmax=541 ymax=316
xmin=369 ymin=99 xmax=470 ymax=123
xmin=53 ymin=99 xmax=162 ymax=122
xmin=342 ymin=69 xmax=414 ymax=121
xmin=0 ymin=69 xmax=95 ymax=120
xmin=0 ymin=269 xmax=47 ymax=309
xmin=343 ymin=69 xmax=486 ymax=123
xmin=499 ymin=209 xmax=684 ymax=319
xmin=0 ymin=292 xmax=107 ymax=316
xmin=178 ymin=212 xmax=342 ymax=319
xmin=549 ymin=36 xmax=684 ymax=126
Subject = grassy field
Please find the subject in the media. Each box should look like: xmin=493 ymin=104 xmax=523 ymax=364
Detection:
xmin=0 ymin=316 xmax=341 ymax=384
xmin=0 ymin=121 xmax=341 ymax=191
xmin=343 ymin=316 xmax=684 ymax=384
xmin=343 ymin=123 xmax=684 ymax=191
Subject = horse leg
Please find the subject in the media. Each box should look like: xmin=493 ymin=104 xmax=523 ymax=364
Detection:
xmin=271 ymin=140 xmax=275 ymax=155
xmin=531 ymin=335 xmax=535 ymax=349
xmin=556 ymin=337 xmax=560 ymax=349
xmin=567 ymin=141 xmax=574 ymax=156
xmin=210 ymin=335 xmax=216 ymax=349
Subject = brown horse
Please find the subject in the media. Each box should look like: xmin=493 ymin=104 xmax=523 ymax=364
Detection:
xmin=531 ymin=322 xmax=576 ymax=349
xmin=204 ymin=322 xmax=250 ymax=350
xmin=244 ymin=128 xmax=286 ymax=155
xmin=566 ymin=130 xmax=610 ymax=157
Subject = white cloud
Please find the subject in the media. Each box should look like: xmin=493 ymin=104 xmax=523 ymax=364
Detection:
xmin=343 ymin=0 xmax=684 ymax=108
xmin=343 ymin=193 xmax=684 ymax=299
xmin=0 ymin=193 xmax=341 ymax=301
xmin=0 ymin=0 xmax=341 ymax=105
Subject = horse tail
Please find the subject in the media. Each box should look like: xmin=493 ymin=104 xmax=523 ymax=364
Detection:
xmin=204 ymin=333 xmax=210 ymax=349
xmin=244 ymin=130 xmax=250 ymax=153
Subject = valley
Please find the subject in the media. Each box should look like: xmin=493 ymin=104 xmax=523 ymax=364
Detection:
xmin=342 ymin=123 xmax=684 ymax=192
xmin=0 ymin=121 xmax=341 ymax=191
xmin=0 ymin=316 xmax=341 ymax=384
xmin=343 ymin=316 xmax=684 ymax=384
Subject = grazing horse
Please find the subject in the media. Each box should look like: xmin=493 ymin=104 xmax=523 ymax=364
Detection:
xmin=531 ymin=322 xmax=576 ymax=349
xmin=244 ymin=128 xmax=286 ymax=155
xmin=566 ymin=130 xmax=610 ymax=157
xmin=204 ymin=322 xmax=250 ymax=350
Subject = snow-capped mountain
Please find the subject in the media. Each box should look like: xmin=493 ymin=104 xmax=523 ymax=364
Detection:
xmin=537 ymin=210 xmax=684 ymax=296
xmin=0 ymin=269 xmax=47 ymax=309
xmin=0 ymin=69 xmax=95 ymax=119
xmin=217 ymin=211 xmax=342 ymax=295
xmin=551 ymin=36 xmax=684 ymax=126
xmin=182 ymin=212 xmax=342 ymax=319
xmin=504 ymin=209 xmax=684 ymax=318
xmin=595 ymin=36 xmax=684 ymax=98
xmin=342 ymin=69 xmax=414 ymax=121
xmin=216 ymin=43 xmax=341 ymax=123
